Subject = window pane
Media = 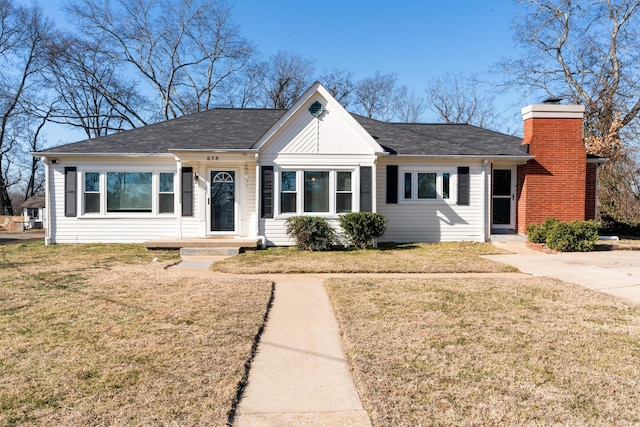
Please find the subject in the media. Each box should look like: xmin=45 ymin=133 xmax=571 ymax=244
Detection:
xmin=159 ymin=194 xmax=174 ymax=213
xmin=418 ymin=173 xmax=436 ymax=199
xmin=337 ymin=171 xmax=351 ymax=191
xmin=85 ymin=172 xmax=100 ymax=192
xmin=160 ymin=173 xmax=174 ymax=193
xmin=304 ymin=171 xmax=329 ymax=212
xmin=493 ymin=169 xmax=511 ymax=196
xmin=404 ymin=173 xmax=412 ymax=199
xmin=85 ymin=193 xmax=100 ymax=213
xmin=336 ymin=193 xmax=352 ymax=213
xmin=281 ymin=171 xmax=296 ymax=192
xmin=281 ymin=193 xmax=296 ymax=213
xmin=442 ymin=173 xmax=450 ymax=199
xmin=107 ymin=172 xmax=152 ymax=212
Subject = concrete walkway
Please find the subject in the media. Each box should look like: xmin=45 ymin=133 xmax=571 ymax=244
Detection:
xmin=234 ymin=277 xmax=370 ymax=426
xmin=487 ymin=241 xmax=640 ymax=304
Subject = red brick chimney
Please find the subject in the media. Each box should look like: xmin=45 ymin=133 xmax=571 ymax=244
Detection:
xmin=516 ymin=104 xmax=586 ymax=234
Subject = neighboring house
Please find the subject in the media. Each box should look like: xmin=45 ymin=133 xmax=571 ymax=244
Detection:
xmin=34 ymin=82 xmax=601 ymax=245
xmin=21 ymin=197 xmax=46 ymax=230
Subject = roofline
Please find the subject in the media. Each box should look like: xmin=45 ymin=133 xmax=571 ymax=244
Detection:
xmin=32 ymin=152 xmax=175 ymax=158
xmin=587 ymin=157 xmax=609 ymax=164
xmin=390 ymin=154 xmax=535 ymax=160
xmin=168 ymin=148 xmax=258 ymax=153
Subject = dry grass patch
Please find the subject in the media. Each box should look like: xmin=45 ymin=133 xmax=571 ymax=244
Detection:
xmin=326 ymin=277 xmax=640 ymax=426
xmin=0 ymin=242 xmax=272 ymax=426
xmin=214 ymin=242 xmax=516 ymax=274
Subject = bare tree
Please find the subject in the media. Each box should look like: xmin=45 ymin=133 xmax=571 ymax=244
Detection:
xmin=319 ymin=68 xmax=356 ymax=108
xmin=394 ymin=85 xmax=426 ymax=123
xmin=501 ymin=0 xmax=640 ymax=224
xmin=0 ymin=1 xmax=51 ymax=214
xmin=67 ymin=0 xmax=254 ymax=121
xmin=426 ymin=73 xmax=498 ymax=128
xmin=352 ymin=71 xmax=399 ymax=121
xmin=44 ymin=35 xmax=148 ymax=138
xmin=258 ymin=51 xmax=315 ymax=109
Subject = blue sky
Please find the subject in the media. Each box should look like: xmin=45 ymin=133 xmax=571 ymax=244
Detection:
xmin=25 ymin=0 xmax=526 ymax=145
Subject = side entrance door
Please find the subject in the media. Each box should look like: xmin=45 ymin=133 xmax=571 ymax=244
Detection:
xmin=210 ymin=170 xmax=236 ymax=233
xmin=492 ymin=168 xmax=515 ymax=229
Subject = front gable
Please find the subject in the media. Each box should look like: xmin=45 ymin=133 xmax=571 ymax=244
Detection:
xmin=254 ymin=82 xmax=384 ymax=156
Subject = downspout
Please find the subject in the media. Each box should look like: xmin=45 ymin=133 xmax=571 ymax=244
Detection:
xmin=254 ymin=153 xmax=266 ymax=248
xmin=481 ymin=159 xmax=488 ymax=242
xmin=43 ymin=157 xmax=51 ymax=245
xmin=176 ymin=159 xmax=182 ymax=239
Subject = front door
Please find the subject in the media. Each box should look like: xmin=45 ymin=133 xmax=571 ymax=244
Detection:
xmin=210 ymin=170 xmax=236 ymax=232
xmin=492 ymin=168 xmax=515 ymax=229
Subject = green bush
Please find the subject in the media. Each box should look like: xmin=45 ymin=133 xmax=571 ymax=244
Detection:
xmin=527 ymin=217 xmax=598 ymax=251
xmin=338 ymin=212 xmax=388 ymax=249
xmin=526 ymin=217 xmax=560 ymax=243
xmin=285 ymin=216 xmax=335 ymax=251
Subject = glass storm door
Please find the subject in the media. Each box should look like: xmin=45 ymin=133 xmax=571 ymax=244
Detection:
xmin=210 ymin=171 xmax=235 ymax=232
xmin=492 ymin=168 xmax=515 ymax=229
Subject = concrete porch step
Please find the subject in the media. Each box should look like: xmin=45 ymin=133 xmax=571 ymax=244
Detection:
xmin=179 ymin=247 xmax=240 ymax=257
xmin=145 ymin=237 xmax=261 ymax=250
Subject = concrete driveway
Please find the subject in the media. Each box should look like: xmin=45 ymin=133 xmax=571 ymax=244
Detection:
xmin=486 ymin=242 xmax=640 ymax=304
xmin=0 ymin=231 xmax=45 ymax=245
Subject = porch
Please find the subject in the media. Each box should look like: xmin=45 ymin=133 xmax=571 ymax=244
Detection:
xmin=144 ymin=237 xmax=262 ymax=251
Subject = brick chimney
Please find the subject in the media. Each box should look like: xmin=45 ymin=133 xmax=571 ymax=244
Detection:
xmin=516 ymin=104 xmax=586 ymax=234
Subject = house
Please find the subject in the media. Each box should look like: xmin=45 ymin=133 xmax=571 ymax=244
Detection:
xmin=34 ymin=82 xmax=601 ymax=246
xmin=21 ymin=197 xmax=46 ymax=230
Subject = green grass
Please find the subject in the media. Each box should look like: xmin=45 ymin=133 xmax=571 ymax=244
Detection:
xmin=0 ymin=242 xmax=272 ymax=426
xmin=326 ymin=277 xmax=640 ymax=426
xmin=213 ymin=242 xmax=517 ymax=273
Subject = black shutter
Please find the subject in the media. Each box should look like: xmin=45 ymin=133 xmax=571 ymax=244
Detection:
xmin=457 ymin=166 xmax=470 ymax=206
xmin=360 ymin=166 xmax=372 ymax=212
xmin=386 ymin=165 xmax=398 ymax=204
xmin=64 ymin=167 xmax=77 ymax=217
xmin=261 ymin=166 xmax=274 ymax=218
xmin=181 ymin=167 xmax=193 ymax=216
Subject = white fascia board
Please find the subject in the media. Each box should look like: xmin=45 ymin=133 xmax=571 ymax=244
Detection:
xmin=391 ymin=154 xmax=535 ymax=161
xmin=252 ymin=82 xmax=384 ymax=153
xmin=32 ymin=151 xmax=175 ymax=158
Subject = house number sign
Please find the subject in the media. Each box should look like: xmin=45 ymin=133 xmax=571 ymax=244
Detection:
xmin=206 ymin=156 xmax=220 ymax=161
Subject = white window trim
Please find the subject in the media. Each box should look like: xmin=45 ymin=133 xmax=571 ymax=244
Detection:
xmin=400 ymin=168 xmax=456 ymax=202
xmin=78 ymin=170 xmax=178 ymax=218
xmin=275 ymin=167 xmax=358 ymax=217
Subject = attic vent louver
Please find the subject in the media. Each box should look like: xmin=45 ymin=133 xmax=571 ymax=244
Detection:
xmin=309 ymin=101 xmax=325 ymax=118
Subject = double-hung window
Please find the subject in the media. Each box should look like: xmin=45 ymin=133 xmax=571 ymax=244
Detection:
xmin=278 ymin=169 xmax=354 ymax=215
xmin=84 ymin=172 xmax=101 ymax=213
xmin=159 ymin=173 xmax=175 ymax=214
xmin=403 ymin=170 xmax=452 ymax=201
xmin=336 ymin=171 xmax=352 ymax=213
xmin=280 ymin=171 xmax=297 ymax=213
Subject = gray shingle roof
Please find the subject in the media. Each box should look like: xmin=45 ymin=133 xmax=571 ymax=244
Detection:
xmin=352 ymin=115 xmax=528 ymax=156
xmin=39 ymin=108 xmax=528 ymax=157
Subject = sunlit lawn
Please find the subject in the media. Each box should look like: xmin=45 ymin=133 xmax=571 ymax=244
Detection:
xmin=0 ymin=242 xmax=272 ymax=426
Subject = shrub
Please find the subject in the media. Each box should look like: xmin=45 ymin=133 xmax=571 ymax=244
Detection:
xmin=546 ymin=220 xmax=599 ymax=252
xmin=527 ymin=217 xmax=598 ymax=251
xmin=285 ymin=216 xmax=335 ymax=251
xmin=338 ymin=212 xmax=388 ymax=249
xmin=526 ymin=217 xmax=560 ymax=243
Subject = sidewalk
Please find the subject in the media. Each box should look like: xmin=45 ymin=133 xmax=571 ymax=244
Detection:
xmin=234 ymin=277 xmax=371 ymax=427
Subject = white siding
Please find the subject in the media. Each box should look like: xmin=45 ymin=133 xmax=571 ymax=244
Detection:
xmin=260 ymin=217 xmax=342 ymax=247
xmin=48 ymin=158 xmax=181 ymax=244
xmin=376 ymin=158 xmax=487 ymax=242
xmin=262 ymin=95 xmax=379 ymax=156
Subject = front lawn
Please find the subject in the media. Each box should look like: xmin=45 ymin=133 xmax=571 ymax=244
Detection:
xmin=213 ymin=242 xmax=517 ymax=274
xmin=0 ymin=242 xmax=272 ymax=426
xmin=326 ymin=277 xmax=640 ymax=426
